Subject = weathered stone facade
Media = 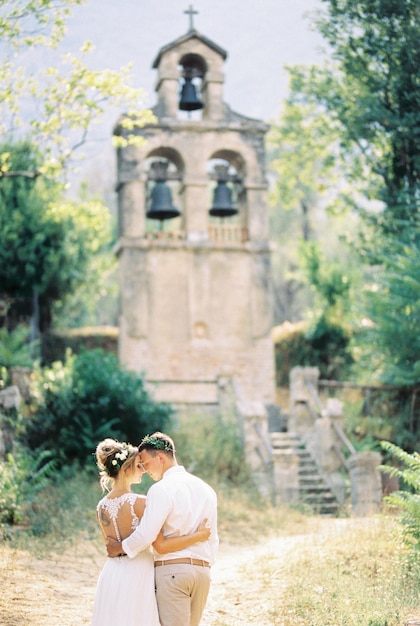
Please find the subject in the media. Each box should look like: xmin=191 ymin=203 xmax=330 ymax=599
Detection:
xmin=114 ymin=26 xmax=275 ymax=406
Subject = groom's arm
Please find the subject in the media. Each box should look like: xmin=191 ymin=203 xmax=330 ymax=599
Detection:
xmin=121 ymin=485 xmax=170 ymax=558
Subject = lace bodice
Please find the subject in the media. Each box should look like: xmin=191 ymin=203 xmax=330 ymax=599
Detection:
xmin=97 ymin=492 xmax=140 ymax=542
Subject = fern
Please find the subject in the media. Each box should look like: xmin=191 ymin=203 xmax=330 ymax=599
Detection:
xmin=18 ymin=449 xmax=57 ymax=500
xmin=0 ymin=448 xmax=56 ymax=525
xmin=380 ymin=441 xmax=420 ymax=551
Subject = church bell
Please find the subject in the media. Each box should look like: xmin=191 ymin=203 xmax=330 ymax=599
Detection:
xmin=146 ymin=160 xmax=180 ymax=221
xmin=179 ymin=76 xmax=203 ymax=111
xmin=209 ymin=179 xmax=238 ymax=217
xmin=147 ymin=181 xmax=180 ymax=221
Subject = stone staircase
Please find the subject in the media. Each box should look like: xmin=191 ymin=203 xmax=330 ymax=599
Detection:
xmin=270 ymin=431 xmax=341 ymax=516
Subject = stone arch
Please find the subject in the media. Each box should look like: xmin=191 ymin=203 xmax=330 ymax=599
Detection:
xmin=178 ymin=52 xmax=208 ymax=79
xmin=144 ymin=148 xmax=185 ymax=230
xmin=177 ymin=53 xmax=207 ymax=120
xmin=209 ymin=149 xmax=246 ymax=176
xmin=207 ymin=150 xmax=245 ymax=225
xmin=145 ymin=146 xmax=185 ymax=175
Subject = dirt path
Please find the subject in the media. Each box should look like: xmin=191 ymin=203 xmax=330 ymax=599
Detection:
xmin=1 ymin=519 xmax=418 ymax=626
xmin=0 ymin=525 xmax=317 ymax=626
xmin=201 ymin=534 xmax=307 ymax=625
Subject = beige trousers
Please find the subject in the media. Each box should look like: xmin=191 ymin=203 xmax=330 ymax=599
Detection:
xmin=155 ymin=563 xmax=211 ymax=626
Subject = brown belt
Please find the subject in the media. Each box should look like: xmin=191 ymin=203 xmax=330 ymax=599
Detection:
xmin=154 ymin=558 xmax=210 ymax=568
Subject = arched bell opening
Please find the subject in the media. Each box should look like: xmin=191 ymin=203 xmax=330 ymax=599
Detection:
xmin=206 ymin=154 xmax=248 ymax=243
xmin=145 ymin=155 xmax=183 ymax=233
xmin=207 ymin=157 xmax=243 ymax=222
xmin=178 ymin=53 xmax=207 ymax=121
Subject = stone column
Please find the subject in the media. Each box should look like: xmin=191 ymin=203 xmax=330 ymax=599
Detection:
xmin=312 ymin=400 xmax=344 ymax=473
xmin=182 ymin=179 xmax=209 ymax=241
xmin=118 ymin=179 xmax=145 ymax=238
xmin=272 ymin=449 xmax=300 ymax=505
xmin=288 ymin=366 xmax=320 ymax=434
xmin=289 ymin=366 xmax=320 ymax=407
xmin=245 ymin=184 xmax=269 ymax=241
xmin=313 ymin=416 xmax=341 ymax=473
xmin=236 ymin=400 xmax=268 ymax=466
xmin=235 ymin=399 xmax=273 ymax=498
xmin=154 ymin=66 xmax=179 ymax=118
xmin=201 ymin=70 xmax=224 ymax=121
xmin=348 ymin=451 xmax=382 ymax=515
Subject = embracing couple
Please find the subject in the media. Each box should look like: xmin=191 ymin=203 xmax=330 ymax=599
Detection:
xmin=91 ymin=431 xmax=219 ymax=626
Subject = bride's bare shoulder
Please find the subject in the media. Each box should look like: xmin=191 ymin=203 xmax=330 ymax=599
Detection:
xmin=134 ymin=494 xmax=147 ymax=518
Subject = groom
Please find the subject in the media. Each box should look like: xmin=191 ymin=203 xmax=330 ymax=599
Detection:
xmin=106 ymin=431 xmax=219 ymax=626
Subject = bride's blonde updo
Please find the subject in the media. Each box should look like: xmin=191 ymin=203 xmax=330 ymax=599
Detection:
xmin=95 ymin=438 xmax=138 ymax=491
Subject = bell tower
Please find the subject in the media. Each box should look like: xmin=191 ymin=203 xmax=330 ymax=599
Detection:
xmin=114 ymin=7 xmax=276 ymax=406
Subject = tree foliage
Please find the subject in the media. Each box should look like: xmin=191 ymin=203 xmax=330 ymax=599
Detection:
xmin=268 ymin=93 xmax=342 ymax=232
xmin=269 ymin=0 xmax=419 ymax=396
xmin=381 ymin=441 xmax=420 ymax=553
xmin=0 ymin=140 xmax=114 ymax=332
xmin=355 ymin=227 xmax=420 ymax=387
xmin=309 ymin=0 xmax=419 ymax=229
xmin=267 ymin=58 xmax=368 ymax=328
xmin=0 ymin=0 xmax=154 ymax=179
xmin=22 ymin=349 xmax=173 ymax=467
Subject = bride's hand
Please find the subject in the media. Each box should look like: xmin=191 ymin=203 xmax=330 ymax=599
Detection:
xmin=196 ymin=518 xmax=211 ymax=540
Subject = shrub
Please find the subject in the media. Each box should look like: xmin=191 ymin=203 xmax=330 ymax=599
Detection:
xmin=173 ymin=408 xmax=253 ymax=490
xmin=274 ymin=318 xmax=353 ymax=385
xmin=0 ymin=324 xmax=39 ymax=387
xmin=380 ymin=441 xmax=420 ymax=554
xmin=22 ymin=349 xmax=173 ymax=467
xmin=0 ymin=448 xmax=55 ymax=526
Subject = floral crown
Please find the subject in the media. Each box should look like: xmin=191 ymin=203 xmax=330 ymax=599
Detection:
xmin=105 ymin=443 xmax=132 ymax=475
xmin=140 ymin=435 xmax=174 ymax=452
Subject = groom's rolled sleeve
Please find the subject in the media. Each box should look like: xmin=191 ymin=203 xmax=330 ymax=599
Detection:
xmin=122 ymin=484 xmax=170 ymax=558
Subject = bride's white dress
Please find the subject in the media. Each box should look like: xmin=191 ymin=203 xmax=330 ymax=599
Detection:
xmin=91 ymin=492 xmax=160 ymax=626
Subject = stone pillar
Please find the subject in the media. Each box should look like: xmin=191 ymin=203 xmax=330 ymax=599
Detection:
xmin=313 ymin=416 xmax=341 ymax=473
xmin=182 ymin=179 xmax=209 ymax=240
xmin=0 ymin=385 xmax=21 ymax=459
xmin=312 ymin=400 xmax=344 ymax=473
xmin=0 ymin=385 xmax=21 ymax=410
xmin=289 ymin=366 xmax=320 ymax=406
xmin=118 ymin=179 xmax=145 ymax=238
xmin=236 ymin=400 xmax=268 ymax=467
xmin=235 ymin=399 xmax=273 ymax=498
xmin=201 ymin=70 xmax=224 ymax=121
xmin=246 ymin=184 xmax=269 ymax=241
xmin=272 ymin=449 xmax=300 ymax=505
xmin=10 ymin=367 xmax=31 ymax=402
xmin=288 ymin=366 xmax=320 ymax=434
xmin=348 ymin=451 xmax=382 ymax=515
xmin=154 ymin=68 xmax=179 ymax=118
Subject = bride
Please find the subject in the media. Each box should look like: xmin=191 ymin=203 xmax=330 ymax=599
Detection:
xmin=92 ymin=438 xmax=210 ymax=626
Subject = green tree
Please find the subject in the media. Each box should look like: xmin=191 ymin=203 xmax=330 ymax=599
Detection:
xmin=270 ymin=1 xmax=419 ymax=392
xmin=23 ymin=350 xmax=173 ymax=467
xmin=0 ymin=0 xmax=154 ymax=180
xmin=269 ymin=96 xmax=340 ymax=241
xmin=0 ymin=141 xmax=114 ymax=333
xmin=298 ymin=0 xmax=419 ymax=233
xmin=267 ymin=77 xmax=363 ymax=328
xmin=355 ymin=228 xmax=420 ymax=388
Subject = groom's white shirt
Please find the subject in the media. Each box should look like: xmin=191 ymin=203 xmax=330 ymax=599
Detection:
xmin=122 ymin=465 xmax=219 ymax=564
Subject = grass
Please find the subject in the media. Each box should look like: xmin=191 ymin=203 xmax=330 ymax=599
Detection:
xmin=271 ymin=518 xmax=419 ymax=625
xmin=2 ymin=405 xmax=419 ymax=625
xmin=1 ymin=473 xmax=420 ymax=625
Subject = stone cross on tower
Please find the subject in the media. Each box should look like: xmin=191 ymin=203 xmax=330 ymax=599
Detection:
xmin=114 ymin=16 xmax=276 ymax=408
xmin=184 ymin=4 xmax=198 ymax=31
